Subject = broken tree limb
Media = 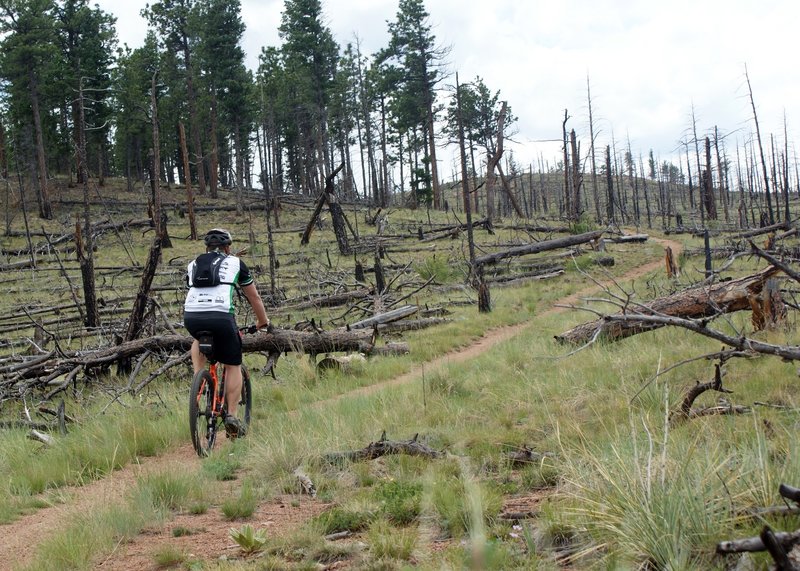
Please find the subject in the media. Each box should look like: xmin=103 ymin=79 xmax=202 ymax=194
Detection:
xmin=474 ymin=230 xmax=604 ymax=266
xmin=717 ymin=529 xmax=800 ymax=555
xmin=676 ymin=364 xmax=733 ymax=418
xmin=323 ymin=432 xmax=442 ymax=465
xmin=419 ymin=217 xmax=492 ymax=242
xmin=555 ymin=265 xmax=780 ymax=345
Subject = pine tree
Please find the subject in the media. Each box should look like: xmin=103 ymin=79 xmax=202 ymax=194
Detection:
xmin=278 ymin=0 xmax=339 ymax=194
xmin=143 ymin=0 xmax=207 ymax=195
xmin=111 ymin=34 xmax=160 ymax=189
xmin=0 ymin=0 xmax=60 ymax=219
xmin=196 ymin=0 xmax=251 ymax=206
xmin=379 ymin=0 xmax=447 ymax=208
xmin=54 ymin=0 xmax=117 ymax=185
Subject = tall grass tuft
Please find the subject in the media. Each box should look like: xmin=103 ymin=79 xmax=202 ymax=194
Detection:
xmin=557 ymin=421 xmax=737 ymax=568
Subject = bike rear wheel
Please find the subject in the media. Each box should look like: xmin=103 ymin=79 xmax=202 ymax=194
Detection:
xmin=189 ymin=370 xmax=218 ymax=457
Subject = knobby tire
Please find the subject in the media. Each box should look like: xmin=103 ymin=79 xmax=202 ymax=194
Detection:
xmin=189 ymin=370 xmax=216 ymax=457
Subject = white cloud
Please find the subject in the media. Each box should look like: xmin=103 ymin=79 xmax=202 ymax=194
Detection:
xmin=94 ymin=0 xmax=800 ymax=170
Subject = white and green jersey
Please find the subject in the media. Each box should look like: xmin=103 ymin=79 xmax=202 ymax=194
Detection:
xmin=184 ymin=254 xmax=253 ymax=314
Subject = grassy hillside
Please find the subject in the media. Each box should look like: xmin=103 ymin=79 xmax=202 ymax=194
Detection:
xmin=1 ymin=178 xmax=799 ymax=570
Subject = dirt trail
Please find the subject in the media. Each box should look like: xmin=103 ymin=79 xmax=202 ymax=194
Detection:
xmin=2 ymin=236 xmax=681 ymax=570
xmin=314 ymin=236 xmax=681 ymax=406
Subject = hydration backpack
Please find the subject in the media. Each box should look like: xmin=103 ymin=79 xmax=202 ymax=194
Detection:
xmin=190 ymin=252 xmax=233 ymax=288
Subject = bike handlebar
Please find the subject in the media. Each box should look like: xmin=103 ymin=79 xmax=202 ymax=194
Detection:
xmin=240 ymin=322 xmax=273 ymax=335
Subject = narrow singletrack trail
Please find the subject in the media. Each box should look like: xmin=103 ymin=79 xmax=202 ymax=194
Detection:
xmin=2 ymin=236 xmax=681 ymax=570
xmin=310 ymin=236 xmax=682 ymax=408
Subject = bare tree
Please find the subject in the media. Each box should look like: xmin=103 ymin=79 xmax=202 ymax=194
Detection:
xmin=745 ymin=64 xmax=775 ymax=224
xmin=587 ymin=76 xmax=601 ymax=222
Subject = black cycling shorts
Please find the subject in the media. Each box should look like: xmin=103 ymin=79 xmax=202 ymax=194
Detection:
xmin=184 ymin=312 xmax=242 ymax=365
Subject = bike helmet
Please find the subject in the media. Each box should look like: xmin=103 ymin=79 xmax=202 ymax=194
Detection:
xmin=204 ymin=228 xmax=233 ymax=247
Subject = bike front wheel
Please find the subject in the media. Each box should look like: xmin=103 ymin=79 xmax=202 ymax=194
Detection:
xmin=189 ymin=370 xmax=218 ymax=457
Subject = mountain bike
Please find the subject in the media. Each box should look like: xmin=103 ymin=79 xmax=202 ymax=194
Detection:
xmin=189 ymin=327 xmax=253 ymax=457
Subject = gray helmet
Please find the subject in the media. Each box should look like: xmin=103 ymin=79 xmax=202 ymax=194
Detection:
xmin=204 ymin=228 xmax=232 ymax=247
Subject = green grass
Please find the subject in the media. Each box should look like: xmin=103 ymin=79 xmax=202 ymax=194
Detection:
xmin=4 ymin=178 xmax=799 ymax=569
xmin=221 ymin=479 xmax=259 ymax=520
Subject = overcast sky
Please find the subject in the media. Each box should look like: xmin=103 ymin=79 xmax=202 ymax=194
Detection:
xmin=96 ymin=0 xmax=798 ymax=177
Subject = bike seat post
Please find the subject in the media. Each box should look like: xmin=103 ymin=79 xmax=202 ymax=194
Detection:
xmin=196 ymin=332 xmax=216 ymax=363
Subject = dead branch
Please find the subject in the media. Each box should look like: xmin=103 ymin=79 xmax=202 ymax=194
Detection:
xmin=675 ymin=364 xmax=734 ymax=418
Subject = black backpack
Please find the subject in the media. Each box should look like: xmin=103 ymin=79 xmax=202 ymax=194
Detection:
xmin=190 ymin=252 xmax=233 ymax=288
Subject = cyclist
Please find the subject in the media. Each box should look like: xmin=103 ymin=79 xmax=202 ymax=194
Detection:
xmin=184 ymin=228 xmax=269 ymax=438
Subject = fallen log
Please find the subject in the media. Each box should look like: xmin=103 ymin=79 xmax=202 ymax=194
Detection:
xmin=323 ymin=432 xmax=442 ymax=465
xmin=732 ymin=219 xmax=793 ymax=239
xmin=350 ymin=305 xmax=418 ymax=329
xmin=605 ymin=233 xmax=648 ymax=244
xmin=419 ymin=218 xmax=492 ymax=242
xmin=3 ymin=327 xmax=376 ymax=388
xmin=474 ymin=230 xmax=604 ymax=266
xmin=555 ymin=266 xmax=780 ymax=345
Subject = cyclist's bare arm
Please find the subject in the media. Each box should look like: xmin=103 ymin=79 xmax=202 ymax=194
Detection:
xmin=241 ymin=283 xmax=269 ymax=329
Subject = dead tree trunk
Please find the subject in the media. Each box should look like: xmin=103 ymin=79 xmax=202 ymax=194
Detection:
xmin=124 ymin=237 xmax=162 ymax=342
xmin=704 ymin=137 xmax=717 ymax=220
xmin=745 ymin=65 xmax=775 ymax=225
xmin=74 ymin=221 xmax=99 ymax=328
xmin=76 ymin=83 xmax=99 ymax=328
xmin=570 ymin=129 xmax=582 ymax=220
xmin=325 ymin=164 xmax=350 ymax=254
xmin=300 ymin=163 xmax=346 ymax=250
xmin=750 ymin=277 xmax=786 ymax=331
xmin=150 ymin=73 xmax=171 ymax=248
xmin=606 ymin=145 xmax=615 ymax=222
xmin=562 ymin=110 xmax=571 ymax=218
xmin=555 ymin=266 xmax=780 ymax=345
xmin=178 ymin=122 xmax=197 ymax=240
xmin=456 ymin=74 xmax=488 ymax=311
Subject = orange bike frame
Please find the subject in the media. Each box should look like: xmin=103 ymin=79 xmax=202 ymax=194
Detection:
xmin=208 ymin=363 xmax=225 ymax=418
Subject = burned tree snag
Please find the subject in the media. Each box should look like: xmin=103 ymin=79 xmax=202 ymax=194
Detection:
xmin=750 ymin=277 xmax=786 ymax=331
xmin=149 ymin=73 xmax=171 ymax=248
xmin=178 ymin=121 xmax=197 ymax=240
xmin=570 ymin=128 xmax=582 ymax=220
xmin=76 ymin=82 xmax=99 ymax=328
xmin=665 ymin=246 xmax=679 ymax=278
xmin=300 ymin=163 xmax=346 ymax=251
xmin=326 ymin=166 xmax=350 ymax=254
xmin=124 ymin=237 xmax=162 ymax=342
xmin=74 ymin=220 xmax=99 ymax=328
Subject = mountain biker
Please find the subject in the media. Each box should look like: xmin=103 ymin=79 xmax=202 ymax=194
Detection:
xmin=183 ymin=228 xmax=269 ymax=438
